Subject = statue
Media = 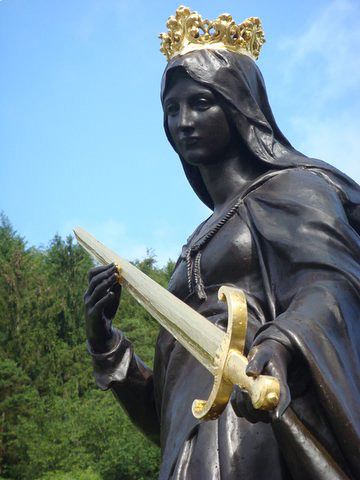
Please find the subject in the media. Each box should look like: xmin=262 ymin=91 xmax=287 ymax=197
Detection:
xmin=83 ymin=6 xmax=360 ymax=479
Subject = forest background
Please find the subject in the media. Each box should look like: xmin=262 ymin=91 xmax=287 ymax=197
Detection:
xmin=0 ymin=214 xmax=169 ymax=479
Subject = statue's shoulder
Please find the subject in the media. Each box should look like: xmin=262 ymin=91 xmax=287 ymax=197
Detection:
xmin=243 ymin=167 xmax=346 ymax=221
xmin=247 ymin=167 xmax=338 ymax=201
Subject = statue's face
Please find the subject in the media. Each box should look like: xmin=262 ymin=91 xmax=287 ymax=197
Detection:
xmin=164 ymin=75 xmax=232 ymax=166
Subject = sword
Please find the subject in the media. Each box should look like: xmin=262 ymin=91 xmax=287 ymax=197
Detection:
xmin=74 ymin=226 xmax=280 ymax=420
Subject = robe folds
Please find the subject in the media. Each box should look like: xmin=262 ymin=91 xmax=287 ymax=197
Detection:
xmin=91 ymin=166 xmax=360 ymax=480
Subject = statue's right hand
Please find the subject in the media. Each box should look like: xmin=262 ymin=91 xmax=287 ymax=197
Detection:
xmin=84 ymin=263 xmax=121 ymax=353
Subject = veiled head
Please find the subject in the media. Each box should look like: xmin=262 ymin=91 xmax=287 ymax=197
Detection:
xmin=163 ymin=70 xmax=238 ymax=168
xmin=161 ymin=49 xmax=326 ymax=208
xmin=161 ymin=50 xmax=291 ymax=207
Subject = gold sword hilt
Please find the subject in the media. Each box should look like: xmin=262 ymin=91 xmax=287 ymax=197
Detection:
xmin=192 ymin=286 xmax=280 ymax=421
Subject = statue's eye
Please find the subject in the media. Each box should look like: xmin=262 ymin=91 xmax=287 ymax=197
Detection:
xmin=166 ymin=103 xmax=179 ymax=116
xmin=192 ymin=97 xmax=213 ymax=110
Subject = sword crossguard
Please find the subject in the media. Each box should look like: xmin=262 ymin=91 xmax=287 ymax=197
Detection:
xmin=192 ymin=286 xmax=280 ymax=421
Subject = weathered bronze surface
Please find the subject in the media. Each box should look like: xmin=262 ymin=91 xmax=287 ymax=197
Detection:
xmin=83 ymin=7 xmax=360 ymax=479
xmin=75 ymin=227 xmax=280 ymax=417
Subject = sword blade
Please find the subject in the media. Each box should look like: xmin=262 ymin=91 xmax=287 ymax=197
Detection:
xmin=74 ymin=226 xmax=225 ymax=375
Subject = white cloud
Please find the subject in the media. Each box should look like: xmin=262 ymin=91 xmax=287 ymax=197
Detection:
xmin=280 ymin=0 xmax=360 ymax=104
xmin=276 ymin=0 xmax=360 ymax=179
xmin=290 ymin=108 xmax=360 ymax=183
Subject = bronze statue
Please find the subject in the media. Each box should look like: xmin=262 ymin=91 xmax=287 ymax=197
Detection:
xmin=84 ymin=7 xmax=360 ymax=479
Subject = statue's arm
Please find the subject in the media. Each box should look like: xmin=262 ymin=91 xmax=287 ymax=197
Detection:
xmin=243 ymin=168 xmax=360 ymax=477
xmin=84 ymin=264 xmax=160 ymax=444
xmin=245 ymin=168 xmax=360 ymax=347
xmin=88 ymin=329 xmax=160 ymax=444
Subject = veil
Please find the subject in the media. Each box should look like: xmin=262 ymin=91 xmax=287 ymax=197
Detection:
xmin=160 ymin=49 xmax=360 ymax=231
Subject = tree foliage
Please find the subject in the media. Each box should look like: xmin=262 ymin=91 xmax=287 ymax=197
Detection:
xmin=0 ymin=214 xmax=174 ymax=479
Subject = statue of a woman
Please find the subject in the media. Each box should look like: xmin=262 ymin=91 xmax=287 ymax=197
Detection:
xmin=84 ymin=7 xmax=360 ymax=480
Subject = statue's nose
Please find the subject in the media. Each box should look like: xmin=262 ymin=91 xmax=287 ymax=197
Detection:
xmin=178 ymin=104 xmax=195 ymax=130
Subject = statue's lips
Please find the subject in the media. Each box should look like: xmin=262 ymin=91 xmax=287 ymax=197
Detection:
xmin=180 ymin=137 xmax=200 ymax=147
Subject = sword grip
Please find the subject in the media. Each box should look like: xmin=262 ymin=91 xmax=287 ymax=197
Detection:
xmin=224 ymin=349 xmax=280 ymax=410
xmin=192 ymin=287 xmax=280 ymax=421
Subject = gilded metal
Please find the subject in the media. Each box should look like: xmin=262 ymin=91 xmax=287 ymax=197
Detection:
xmin=74 ymin=227 xmax=279 ymax=420
xmin=159 ymin=5 xmax=265 ymax=61
xmin=192 ymin=286 xmax=280 ymax=420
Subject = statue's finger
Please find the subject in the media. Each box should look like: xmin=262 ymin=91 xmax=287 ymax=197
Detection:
xmin=231 ymin=386 xmax=270 ymax=423
xmin=93 ymin=290 xmax=115 ymax=314
xmin=231 ymin=387 xmax=258 ymax=422
xmin=273 ymin=382 xmax=291 ymax=421
xmin=246 ymin=347 xmax=268 ymax=377
xmin=88 ymin=263 xmax=115 ymax=282
xmin=104 ymin=283 xmax=122 ymax=319
xmin=265 ymin=360 xmax=291 ymax=420
xmin=91 ymin=273 xmax=119 ymax=303
xmin=87 ymin=265 xmax=117 ymax=296
xmin=230 ymin=385 xmax=246 ymax=417
xmin=110 ymin=282 xmax=121 ymax=297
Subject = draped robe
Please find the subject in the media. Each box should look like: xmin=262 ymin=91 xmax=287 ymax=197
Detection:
xmin=90 ymin=49 xmax=360 ymax=479
xmin=92 ymin=167 xmax=360 ymax=479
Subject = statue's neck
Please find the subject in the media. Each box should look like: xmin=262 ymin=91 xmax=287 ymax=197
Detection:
xmin=199 ymin=150 xmax=264 ymax=217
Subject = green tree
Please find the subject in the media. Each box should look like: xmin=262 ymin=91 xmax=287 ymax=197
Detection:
xmin=0 ymin=214 xmax=175 ymax=479
xmin=37 ymin=468 xmax=102 ymax=480
xmin=0 ymin=360 xmax=39 ymax=477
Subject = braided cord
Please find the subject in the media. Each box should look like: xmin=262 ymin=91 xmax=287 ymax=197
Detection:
xmin=186 ymin=199 xmax=241 ymax=300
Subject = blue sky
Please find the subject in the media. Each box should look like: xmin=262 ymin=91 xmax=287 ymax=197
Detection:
xmin=1 ymin=0 xmax=360 ymax=265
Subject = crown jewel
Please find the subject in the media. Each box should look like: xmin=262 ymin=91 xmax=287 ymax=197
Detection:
xmin=159 ymin=5 xmax=265 ymax=61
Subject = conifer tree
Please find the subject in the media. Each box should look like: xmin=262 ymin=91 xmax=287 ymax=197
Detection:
xmin=0 ymin=214 xmax=173 ymax=479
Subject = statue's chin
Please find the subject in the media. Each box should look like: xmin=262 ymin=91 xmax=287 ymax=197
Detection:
xmin=180 ymin=149 xmax=221 ymax=168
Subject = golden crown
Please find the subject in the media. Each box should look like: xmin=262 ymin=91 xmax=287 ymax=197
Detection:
xmin=159 ymin=5 xmax=265 ymax=61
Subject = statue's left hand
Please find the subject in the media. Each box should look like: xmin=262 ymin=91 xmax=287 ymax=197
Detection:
xmin=231 ymin=339 xmax=291 ymax=423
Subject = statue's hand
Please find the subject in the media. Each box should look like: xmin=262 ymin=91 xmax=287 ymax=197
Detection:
xmin=84 ymin=263 xmax=121 ymax=353
xmin=231 ymin=339 xmax=291 ymax=423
